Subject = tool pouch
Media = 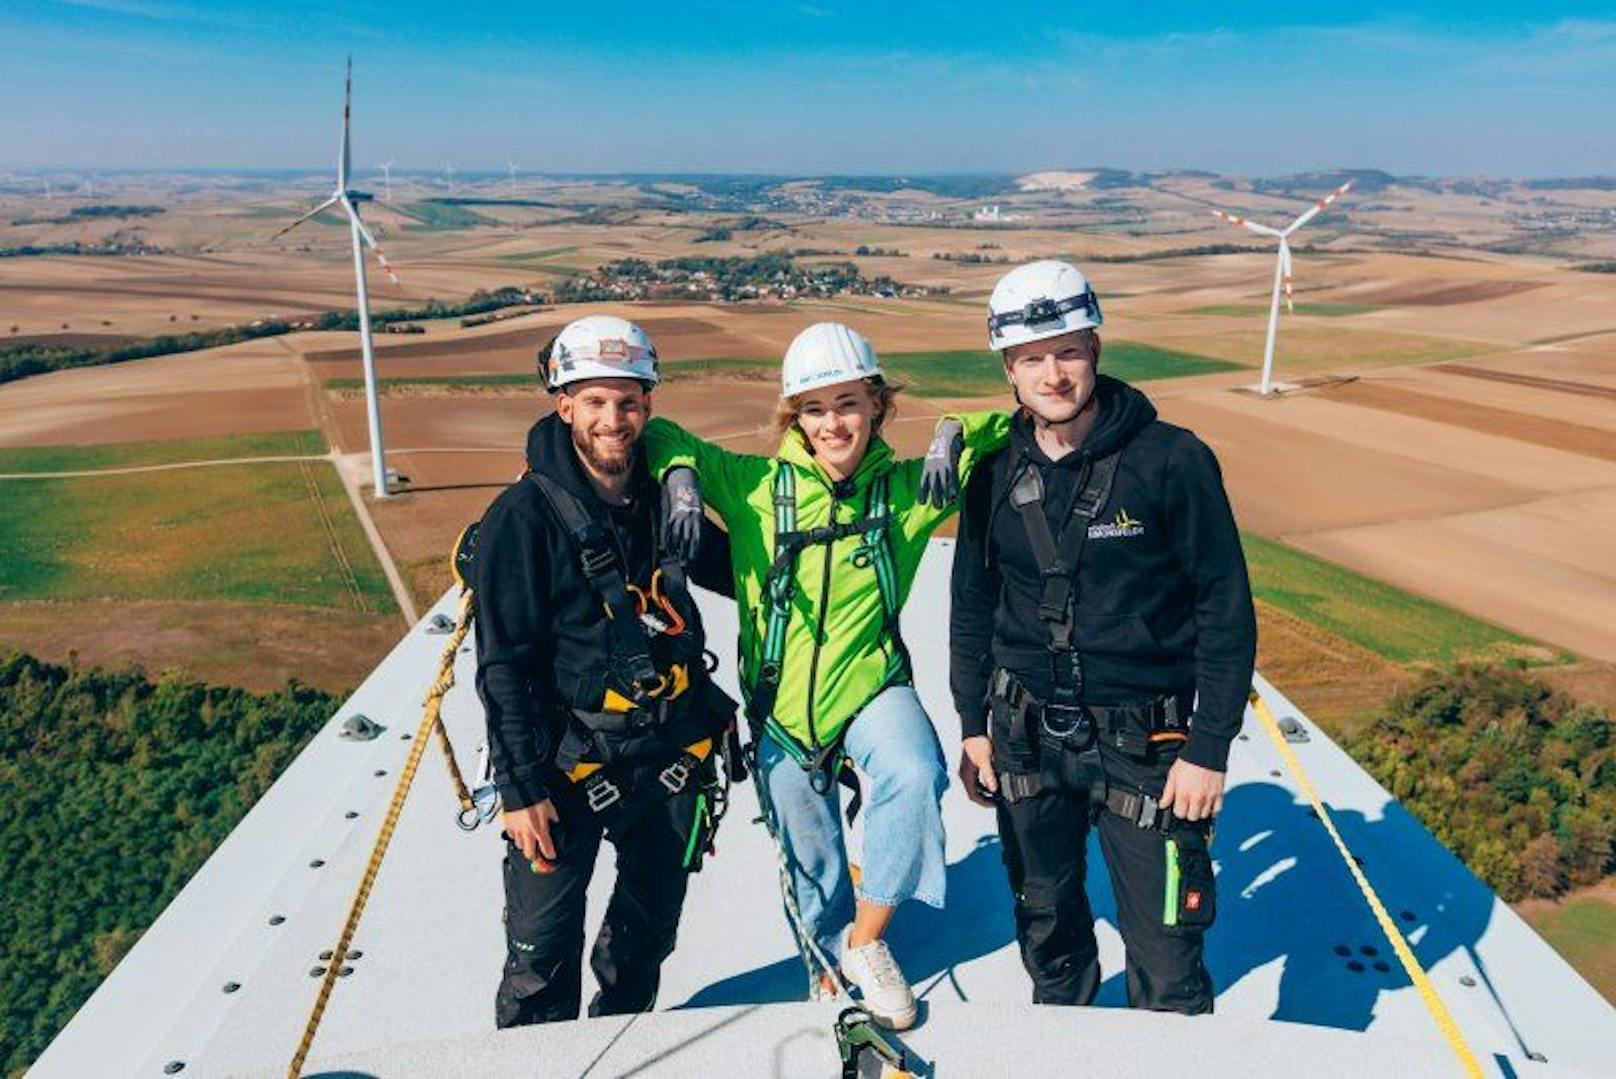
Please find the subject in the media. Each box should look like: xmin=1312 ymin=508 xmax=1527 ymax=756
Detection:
xmin=1163 ymin=822 xmax=1217 ymax=932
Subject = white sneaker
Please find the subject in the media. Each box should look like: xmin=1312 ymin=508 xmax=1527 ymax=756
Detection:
xmin=840 ymin=934 xmax=917 ymax=1030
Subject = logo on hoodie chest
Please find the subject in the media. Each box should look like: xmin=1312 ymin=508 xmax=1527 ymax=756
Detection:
xmin=1087 ymin=507 xmax=1145 ymax=540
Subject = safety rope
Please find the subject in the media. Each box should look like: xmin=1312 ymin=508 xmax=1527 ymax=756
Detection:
xmin=1249 ymin=688 xmax=1484 ymax=1078
xmin=431 ymin=695 xmax=475 ymax=817
xmin=748 ymin=735 xmax=852 ymax=1001
xmin=287 ymin=591 xmax=474 ymax=1077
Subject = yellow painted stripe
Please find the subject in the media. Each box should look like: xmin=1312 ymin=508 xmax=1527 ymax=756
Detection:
xmin=1250 ymin=689 xmax=1483 ymax=1078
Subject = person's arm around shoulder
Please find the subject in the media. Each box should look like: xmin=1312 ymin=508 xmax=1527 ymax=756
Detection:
xmin=1157 ymin=431 xmax=1258 ymax=823
xmin=950 ymin=454 xmax=1005 ymax=807
xmin=642 ymin=416 xmax=770 ymax=527
xmin=901 ymin=409 xmax=1012 ymax=537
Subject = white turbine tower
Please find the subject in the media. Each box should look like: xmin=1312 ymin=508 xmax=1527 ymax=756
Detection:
xmin=378 ymin=160 xmax=393 ymax=203
xmin=273 ymin=58 xmax=400 ymax=499
xmin=1210 ymin=178 xmax=1353 ymax=396
xmin=507 ymin=161 xmax=518 ymax=198
xmin=443 ymin=161 xmax=455 ymax=194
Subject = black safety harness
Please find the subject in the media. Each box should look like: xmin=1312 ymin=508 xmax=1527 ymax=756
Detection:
xmin=526 ymin=472 xmax=731 ymax=859
xmin=746 ymin=466 xmax=906 ymax=800
xmin=990 ymin=448 xmax=1191 ymax=831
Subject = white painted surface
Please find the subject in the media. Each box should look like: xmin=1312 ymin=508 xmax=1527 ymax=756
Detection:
xmin=31 ymin=542 xmax=1616 ymax=1078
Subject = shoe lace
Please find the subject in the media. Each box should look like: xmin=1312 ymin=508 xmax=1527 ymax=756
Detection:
xmin=858 ymin=941 xmax=904 ymax=990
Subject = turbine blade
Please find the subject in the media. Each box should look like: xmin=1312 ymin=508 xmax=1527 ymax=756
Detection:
xmin=269 ymin=196 xmax=341 ymax=240
xmin=1284 ymin=177 xmax=1354 ymax=235
xmin=1210 ymin=208 xmax=1281 ymax=237
xmin=339 ymin=58 xmax=353 ymax=191
xmin=1280 ymin=242 xmax=1294 ymax=314
xmin=342 ymin=195 xmax=400 ymax=286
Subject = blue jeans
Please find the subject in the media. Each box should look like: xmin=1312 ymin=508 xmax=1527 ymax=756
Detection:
xmin=757 ymin=684 xmax=949 ymax=965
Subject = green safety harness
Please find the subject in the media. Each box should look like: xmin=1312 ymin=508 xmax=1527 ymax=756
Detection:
xmin=746 ymin=465 xmax=907 ymax=798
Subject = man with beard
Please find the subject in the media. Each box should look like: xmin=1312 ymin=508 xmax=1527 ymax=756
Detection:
xmin=950 ymin=261 xmax=1256 ymax=1013
xmin=473 ymin=314 xmax=737 ymax=1026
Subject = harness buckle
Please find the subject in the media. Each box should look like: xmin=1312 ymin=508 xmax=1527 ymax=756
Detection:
xmin=578 ymin=545 xmax=616 ymax=579
xmin=659 ymin=758 xmax=691 ymax=794
xmin=1133 ymin=792 xmax=1161 ymax=829
xmin=585 ymin=776 xmax=622 ymax=813
xmin=1040 ymin=702 xmax=1091 ymax=740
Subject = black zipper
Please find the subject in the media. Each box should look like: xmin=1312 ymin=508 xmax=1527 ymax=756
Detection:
xmin=802 ymin=488 xmax=839 ymax=750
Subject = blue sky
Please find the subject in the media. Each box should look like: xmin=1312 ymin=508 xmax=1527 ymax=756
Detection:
xmin=3 ymin=2 xmax=1614 ymax=176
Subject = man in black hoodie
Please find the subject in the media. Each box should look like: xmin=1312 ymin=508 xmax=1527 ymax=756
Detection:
xmin=951 ymin=261 xmax=1256 ymax=1013
xmin=474 ymin=314 xmax=736 ymax=1027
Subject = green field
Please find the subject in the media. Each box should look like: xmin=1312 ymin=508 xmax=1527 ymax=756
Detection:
xmin=1521 ymin=895 xmax=1616 ymax=1003
xmin=0 ymin=429 xmax=326 ymax=474
xmin=1242 ymin=531 xmax=1556 ymax=664
xmin=661 ymin=342 xmax=1238 ymax=398
xmin=0 ymin=460 xmax=392 ymax=612
xmin=399 ymin=201 xmax=495 ymax=231
xmin=499 ymin=245 xmax=580 ymax=262
xmin=1188 ymin=302 xmax=1383 ymax=317
xmin=324 ymin=373 xmax=535 ymax=392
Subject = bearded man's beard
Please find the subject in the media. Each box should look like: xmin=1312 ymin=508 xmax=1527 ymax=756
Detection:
xmin=573 ymin=424 xmax=634 ymax=476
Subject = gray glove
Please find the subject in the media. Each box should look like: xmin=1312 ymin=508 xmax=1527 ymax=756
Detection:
xmin=918 ymin=419 xmax=965 ymax=508
xmin=661 ymin=466 xmax=705 ymax=564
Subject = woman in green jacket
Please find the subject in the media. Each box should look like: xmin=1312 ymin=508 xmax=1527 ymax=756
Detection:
xmin=646 ymin=322 xmax=1005 ymax=1029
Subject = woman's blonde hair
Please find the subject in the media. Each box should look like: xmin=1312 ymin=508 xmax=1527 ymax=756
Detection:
xmin=772 ymin=376 xmax=904 ymax=439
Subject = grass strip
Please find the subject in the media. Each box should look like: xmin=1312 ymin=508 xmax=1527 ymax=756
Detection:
xmin=1242 ymin=531 xmax=1558 ymax=665
xmin=0 ymin=430 xmax=327 ymax=474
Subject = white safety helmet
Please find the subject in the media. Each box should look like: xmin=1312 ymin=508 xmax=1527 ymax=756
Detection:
xmin=542 ymin=314 xmax=659 ymax=392
xmin=987 ymin=259 xmax=1103 ymax=351
xmin=780 ymin=322 xmax=884 ymax=398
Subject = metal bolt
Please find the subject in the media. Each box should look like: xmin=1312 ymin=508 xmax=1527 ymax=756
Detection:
xmin=319 ymin=950 xmax=334 ymax=961
xmin=268 ymin=915 xmax=286 ymax=926
xmin=309 ymin=859 xmax=325 ymax=869
xmin=310 ymin=966 xmax=327 ymax=977
xmin=222 ymin=981 xmax=241 ymax=994
xmin=1460 ymin=975 xmax=1477 ymax=988
xmin=400 ymin=732 xmax=412 ymax=741
xmin=347 ymin=950 xmax=363 ymax=960
xmin=374 ymin=769 xmax=387 ymax=777
xmin=345 ymin=810 xmax=359 ymax=819
xmin=1360 ymin=944 xmax=1378 ymax=957
xmin=1399 ymin=910 xmax=1416 ymax=922
xmin=1373 ymin=961 xmax=1390 ymax=973
xmin=1347 ymin=960 xmax=1365 ymax=973
xmin=1333 ymin=944 xmax=1351 ymax=957
xmin=164 ymin=1063 xmax=185 ymax=1074
xmin=1237 ymin=733 xmax=1250 ymax=741
xmin=1269 ymin=770 xmax=1281 ymax=778
xmin=338 ymin=966 xmax=355 ymax=977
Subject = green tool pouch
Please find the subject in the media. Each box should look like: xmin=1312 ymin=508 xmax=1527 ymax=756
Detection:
xmin=1162 ymin=824 xmax=1217 ymax=931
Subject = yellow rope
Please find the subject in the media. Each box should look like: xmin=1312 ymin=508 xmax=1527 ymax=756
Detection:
xmin=1248 ymin=688 xmax=1483 ymax=1078
xmin=287 ymin=591 xmax=475 ymax=1077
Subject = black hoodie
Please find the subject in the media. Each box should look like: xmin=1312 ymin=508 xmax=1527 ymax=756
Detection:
xmin=473 ymin=413 xmax=732 ymax=810
xmin=949 ymin=375 xmax=1256 ymax=772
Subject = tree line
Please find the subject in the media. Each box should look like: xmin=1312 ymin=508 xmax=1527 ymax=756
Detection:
xmin=1347 ymin=664 xmax=1615 ymax=902
xmin=0 ymin=651 xmax=340 ymax=1075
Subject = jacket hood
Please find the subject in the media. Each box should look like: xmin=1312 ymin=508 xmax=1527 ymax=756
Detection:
xmin=1010 ymin=374 xmax=1156 ymax=463
xmin=523 ymin=412 xmax=654 ymax=502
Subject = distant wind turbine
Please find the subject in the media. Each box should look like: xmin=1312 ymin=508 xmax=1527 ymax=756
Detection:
xmin=507 ymin=161 xmax=518 ymax=198
xmin=443 ymin=161 xmax=455 ymax=194
xmin=378 ymin=160 xmax=393 ymax=203
xmin=272 ymin=57 xmax=399 ymax=499
xmin=1209 ymin=179 xmax=1353 ymax=396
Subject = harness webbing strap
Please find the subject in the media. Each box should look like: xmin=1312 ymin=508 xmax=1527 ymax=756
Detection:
xmin=527 ymin=472 xmax=662 ymax=701
xmin=1006 ymin=451 xmax=1120 ymax=700
xmin=1250 ymin=688 xmax=1483 ymax=1079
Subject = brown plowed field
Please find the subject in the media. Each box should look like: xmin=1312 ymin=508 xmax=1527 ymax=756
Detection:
xmin=0 ymin=599 xmax=400 ymax=693
xmin=1348 ymin=279 xmax=1552 ymax=306
xmin=1322 ymin=379 xmax=1616 ymax=461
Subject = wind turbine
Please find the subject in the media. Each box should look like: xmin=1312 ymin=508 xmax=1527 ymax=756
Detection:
xmin=1209 ymin=178 xmax=1353 ymax=396
xmin=443 ymin=161 xmax=455 ymax=194
xmin=507 ymin=161 xmax=518 ymax=198
xmin=273 ymin=58 xmax=400 ymax=499
xmin=378 ymin=160 xmax=393 ymax=203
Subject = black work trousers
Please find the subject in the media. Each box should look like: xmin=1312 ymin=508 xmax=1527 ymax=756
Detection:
xmin=495 ymin=769 xmax=700 ymax=1027
xmin=994 ymin=726 xmax=1216 ymax=1014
